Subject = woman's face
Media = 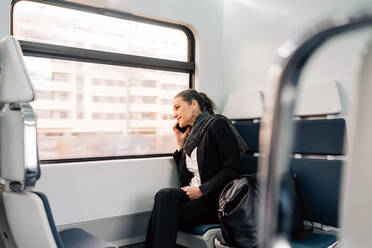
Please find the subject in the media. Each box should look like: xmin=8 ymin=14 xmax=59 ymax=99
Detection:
xmin=173 ymin=97 xmax=198 ymax=127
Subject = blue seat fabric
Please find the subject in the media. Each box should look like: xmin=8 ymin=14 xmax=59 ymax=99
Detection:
xmin=226 ymin=156 xmax=343 ymax=226
xmin=35 ymin=192 xmax=116 ymax=248
xmin=216 ymin=230 xmax=337 ymax=248
xmin=182 ymin=223 xmax=220 ymax=235
xmin=292 ymin=118 xmax=345 ymax=155
xmin=239 ymin=155 xmax=258 ymax=175
xmin=233 ymin=118 xmax=346 ymax=155
xmin=291 ymin=159 xmax=342 ymax=227
xmin=34 ymin=192 xmax=64 ymax=248
xmin=290 ymin=233 xmax=338 ymax=248
xmin=233 ymin=122 xmax=260 ymax=153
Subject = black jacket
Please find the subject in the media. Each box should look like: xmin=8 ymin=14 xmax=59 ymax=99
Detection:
xmin=173 ymin=118 xmax=242 ymax=201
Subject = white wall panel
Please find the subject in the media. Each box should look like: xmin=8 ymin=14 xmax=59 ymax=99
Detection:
xmin=222 ymin=0 xmax=372 ymax=115
xmin=35 ymin=157 xmax=179 ymax=226
xmin=0 ymin=1 xmax=10 ymax=38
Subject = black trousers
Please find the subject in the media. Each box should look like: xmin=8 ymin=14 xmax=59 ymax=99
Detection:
xmin=144 ymin=188 xmax=218 ymax=248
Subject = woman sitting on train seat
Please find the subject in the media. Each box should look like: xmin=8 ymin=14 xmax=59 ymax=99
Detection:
xmin=145 ymin=89 xmax=247 ymax=248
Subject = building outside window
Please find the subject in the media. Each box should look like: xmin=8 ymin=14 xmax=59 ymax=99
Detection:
xmin=12 ymin=0 xmax=194 ymax=161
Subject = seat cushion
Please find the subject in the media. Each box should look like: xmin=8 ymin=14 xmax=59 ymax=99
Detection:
xmin=183 ymin=224 xmax=220 ymax=235
xmin=215 ymin=230 xmax=337 ymax=248
xmin=59 ymin=228 xmax=117 ymax=248
xmin=177 ymin=225 xmax=221 ymax=248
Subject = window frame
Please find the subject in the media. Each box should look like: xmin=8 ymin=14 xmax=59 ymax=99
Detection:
xmin=11 ymin=0 xmax=195 ymax=164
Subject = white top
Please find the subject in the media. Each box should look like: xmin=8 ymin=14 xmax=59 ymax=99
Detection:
xmin=185 ymin=147 xmax=201 ymax=187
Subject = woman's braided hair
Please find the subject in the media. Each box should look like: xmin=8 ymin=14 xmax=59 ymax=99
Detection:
xmin=175 ymin=89 xmax=216 ymax=115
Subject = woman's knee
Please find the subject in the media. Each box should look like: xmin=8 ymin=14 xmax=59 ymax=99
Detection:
xmin=155 ymin=188 xmax=173 ymax=201
xmin=154 ymin=188 xmax=186 ymax=203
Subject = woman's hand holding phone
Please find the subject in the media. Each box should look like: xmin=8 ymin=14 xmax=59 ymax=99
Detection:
xmin=173 ymin=123 xmax=190 ymax=151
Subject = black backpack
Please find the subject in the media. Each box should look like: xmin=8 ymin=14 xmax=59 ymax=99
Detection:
xmin=218 ymin=173 xmax=304 ymax=248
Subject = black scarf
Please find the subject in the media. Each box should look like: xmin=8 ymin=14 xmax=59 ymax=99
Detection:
xmin=183 ymin=112 xmax=248 ymax=156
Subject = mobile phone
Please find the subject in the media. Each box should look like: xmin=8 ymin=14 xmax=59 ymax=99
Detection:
xmin=176 ymin=124 xmax=189 ymax=133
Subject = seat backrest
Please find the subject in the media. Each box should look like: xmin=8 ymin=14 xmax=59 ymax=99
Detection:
xmin=223 ymin=91 xmax=263 ymax=175
xmin=1 ymin=192 xmax=62 ymax=248
xmin=0 ymin=36 xmax=62 ymax=248
xmin=291 ymin=82 xmax=345 ymax=228
xmin=291 ymin=118 xmax=345 ymax=227
xmin=0 ymin=36 xmax=39 ymax=191
xmin=223 ymin=82 xmax=346 ymax=228
xmin=291 ymin=159 xmax=342 ymax=227
xmin=233 ymin=117 xmax=346 ymax=178
xmin=0 ymin=35 xmax=35 ymax=103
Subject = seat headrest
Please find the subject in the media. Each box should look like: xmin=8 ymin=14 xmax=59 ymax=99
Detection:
xmin=0 ymin=36 xmax=35 ymax=103
xmin=294 ymin=81 xmax=342 ymax=117
xmin=223 ymin=91 xmax=263 ymax=120
xmin=0 ymin=103 xmax=40 ymax=191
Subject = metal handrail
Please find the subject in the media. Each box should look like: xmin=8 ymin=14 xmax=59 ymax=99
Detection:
xmin=256 ymin=9 xmax=372 ymax=248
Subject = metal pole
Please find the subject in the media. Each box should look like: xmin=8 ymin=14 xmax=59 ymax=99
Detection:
xmin=257 ymin=9 xmax=372 ymax=248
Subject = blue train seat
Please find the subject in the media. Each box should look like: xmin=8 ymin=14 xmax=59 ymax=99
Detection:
xmin=215 ymin=118 xmax=345 ymax=248
xmin=215 ymin=82 xmax=345 ymax=248
xmin=0 ymin=36 xmax=117 ymax=248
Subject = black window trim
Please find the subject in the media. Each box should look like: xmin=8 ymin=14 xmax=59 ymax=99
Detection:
xmin=11 ymin=0 xmax=195 ymax=164
xmin=41 ymin=154 xmax=174 ymax=165
xmin=20 ymin=40 xmax=195 ymax=73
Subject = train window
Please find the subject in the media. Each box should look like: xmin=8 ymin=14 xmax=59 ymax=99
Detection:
xmin=12 ymin=1 xmax=189 ymax=61
xmin=12 ymin=1 xmax=195 ymax=162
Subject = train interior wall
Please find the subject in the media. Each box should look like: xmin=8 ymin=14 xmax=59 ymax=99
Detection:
xmin=1 ymin=0 xmax=372 ymax=246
